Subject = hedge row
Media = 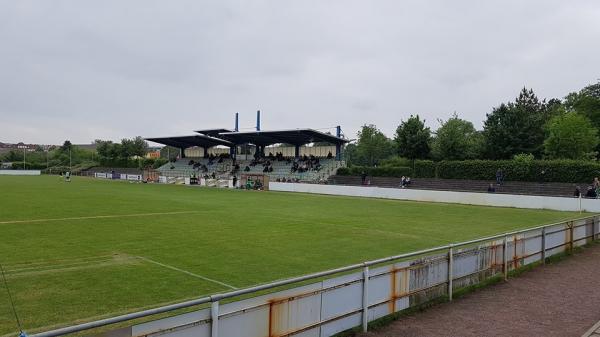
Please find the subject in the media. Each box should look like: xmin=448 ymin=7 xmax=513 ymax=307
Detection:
xmin=336 ymin=166 xmax=414 ymax=177
xmin=338 ymin=160 xmax=600 ymax=183
xmin=437 ymin=160 xmax=600 ymax=183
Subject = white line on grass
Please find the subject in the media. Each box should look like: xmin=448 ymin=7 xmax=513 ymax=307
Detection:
xmin=137 ymin=256 xmax=238 ymax=290
xmin=0 ymin=211 xmax=202 ymax=225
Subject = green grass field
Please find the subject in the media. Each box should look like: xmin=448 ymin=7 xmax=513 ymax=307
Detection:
xmin=0 ymin=175 xmax=587 ymax=335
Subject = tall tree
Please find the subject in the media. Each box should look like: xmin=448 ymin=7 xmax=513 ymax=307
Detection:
xmin=483 ymin=88 xmax=547 ymax=159
xmin=564 ymin=82 xmax=600 ymax=129
xmin=349 ymin=124 xmax=393 ymax=166
xmin=94 ymin=140 xmax=114 ymax=159
xmin=432 ymin=113 xmax=483 ymax=160
xmin=394 ymin=115 xmax=431 ymax=160
xmin=544 ymin=112 xmax=599 ymax=160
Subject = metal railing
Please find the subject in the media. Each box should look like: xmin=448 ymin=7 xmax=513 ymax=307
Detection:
xmin=29 ymin=214 xmax=599 ymax=337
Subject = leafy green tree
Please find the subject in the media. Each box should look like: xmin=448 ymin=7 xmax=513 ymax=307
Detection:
xmin=544 ymin=112 xmax=599 ymax=159
xmin=431 ymin=113 xmax=483 ymax=160
xmin=394 ymin=115 xmax=431 ymax=160
xmin=483 ymin=88 xmax=548 ymax=159
xmin=349 ymin=124 xmax=394 ymax=166
xmin=564 ymin=82 xmax=600 ymax=129
xmin=95 ymin=140 xmax=114 ymax=159
xmin=60 ymin=140 xmax=72 ymax=152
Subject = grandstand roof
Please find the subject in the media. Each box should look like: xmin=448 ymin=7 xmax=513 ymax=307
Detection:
xmin=218 ymin=129 xmax=348 ymax=146
xmin=145 ymin=134 xmax=233 ymax=148
xmin=194 ymin=129 xmax=233 ymax=137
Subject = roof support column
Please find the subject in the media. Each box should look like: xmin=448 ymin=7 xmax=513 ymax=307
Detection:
xmin=336 ymin=144 xmax=341 ymax=160
xmin=254 ymin=145 xmax=260 ymax=158
xmin=295 ymin=145 xmax=300 ymax=158
xmin=180 ymin=148 xmax=186 ymax=159
xmin=203 ymin=147 xmax=209 ymax=158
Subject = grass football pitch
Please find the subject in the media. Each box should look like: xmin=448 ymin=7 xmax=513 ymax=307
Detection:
xmin=0 ymin=175 xmax=587 ymax=335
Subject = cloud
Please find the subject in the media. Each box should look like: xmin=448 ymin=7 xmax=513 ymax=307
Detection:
xmin=0 ymin=0 xmax=599 ymax=144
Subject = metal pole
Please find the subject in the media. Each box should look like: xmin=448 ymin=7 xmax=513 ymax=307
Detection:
xmin=503 ymin=236 xmax=508 ymax=281
xmin=541 ymin=227 xmax=546 ymax=265
xmin=23 ymin=148 xmax=26 ymax=169
xmin=69 ymin=148 xmax=72 ymax=171
xmin=211 ymin=300 xmax=219 ymax=337
xmin=579 ymin=193 xmax=582 ymax=213
xmin=448 ymin=244 xmax=454 ymax=301
xmin=569 ymin=222 xmax=574 ymax=252
xmin=362 ymin=265 xmax=369 ymax=332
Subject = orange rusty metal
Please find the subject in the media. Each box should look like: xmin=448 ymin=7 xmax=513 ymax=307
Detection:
xmin=389 ymin=267 xmax=397 ymax=313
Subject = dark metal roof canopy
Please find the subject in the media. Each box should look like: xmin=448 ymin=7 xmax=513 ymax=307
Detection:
xmin=218 ymin=129 xmax=349 ymax=146
xmin=145 ymin=134 xmax=233 ymax=148
xmin=194 ymin=129 xmax=233 ymax=138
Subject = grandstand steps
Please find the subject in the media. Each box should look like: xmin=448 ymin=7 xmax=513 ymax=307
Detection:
xmin=328 ymin=175 xmax=589 ymax=198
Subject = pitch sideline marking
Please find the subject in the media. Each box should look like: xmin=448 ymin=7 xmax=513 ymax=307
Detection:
xmin=0 ymin=211 xmax=203 ymax=225
xmin=137 ymin=256 xmax=238 ymax=290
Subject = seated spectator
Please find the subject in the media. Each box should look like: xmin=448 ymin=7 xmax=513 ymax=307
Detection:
xmin=327 ymin=151 xmax=333 ymax=159
xmin=574 ymin=186 xmax=581 ymax=198
xmin=188 ymin=160 xmax=195 ymax=165
xmin=585 ymin=186 xmax=597 ymax=198
xmin=405 ymin=177 xmax=411 ymax=186
xmin=400 ymin=176 xmax=406 ymax=188
xmin=263 ymin=166 xmax=269 ymax=173
xmin=487 ymin=183 xmax=496 ymax=193
xmin=244 ymin=165 xmax=250 ymax=172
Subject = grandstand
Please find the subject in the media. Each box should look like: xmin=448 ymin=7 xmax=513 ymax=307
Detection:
xmin=146 ymin=112 xmax=348 ymax=185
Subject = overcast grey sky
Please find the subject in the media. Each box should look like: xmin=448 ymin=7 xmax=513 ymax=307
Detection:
xmin=1 ymin=0 xmax=599 ymax=145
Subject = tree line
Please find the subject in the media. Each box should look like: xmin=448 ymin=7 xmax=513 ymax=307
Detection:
xmin=1 ymin=137 xmax=159 ymax=171
xmin=346 ymin=82 xmax=600 ymax=166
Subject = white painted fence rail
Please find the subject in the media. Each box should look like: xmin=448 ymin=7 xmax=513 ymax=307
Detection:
xmin=30 ymin=215 xmax=599 ymax=337
xmin=269 ymin=182 xmax=600 ymax=212
xmin=0 ymin=170 xmax=41 ymax=176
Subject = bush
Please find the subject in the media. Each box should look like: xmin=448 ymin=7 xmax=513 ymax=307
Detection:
xmin=437 ymin=160 xmax=600 ymax=183
xmin=339 ymin=159 xmax=600 ymax=183
xmin=336 ymin=166 xmax=413 ymax=177
xmin=337 ymin=166 xmax=412 ymax=177
xmin=413 ymin=160 xmax=436 ymax=178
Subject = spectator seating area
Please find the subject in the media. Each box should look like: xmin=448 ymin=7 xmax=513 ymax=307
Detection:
xmin=157 ymin=154 xmax=345 ymax=183
xmin=328 ymin=175 xmax=589 ymax=198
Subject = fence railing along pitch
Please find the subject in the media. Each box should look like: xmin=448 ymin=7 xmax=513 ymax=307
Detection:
xmin=29 ymin=215 xmax=599 ymax=337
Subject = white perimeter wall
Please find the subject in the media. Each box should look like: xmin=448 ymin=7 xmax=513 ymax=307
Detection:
xmin=0 ymin=170 xmax=41 ymax=176
xmin=270 ymin=182 xmax=600 ymax=213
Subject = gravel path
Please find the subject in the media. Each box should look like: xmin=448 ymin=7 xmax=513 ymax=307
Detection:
xmin=359 ymin=243 xmax=600 ymax=337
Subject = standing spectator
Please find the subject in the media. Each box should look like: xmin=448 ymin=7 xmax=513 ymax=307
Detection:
xmin=487 ymin=183 xmax=496 ymax=193
xmin=496 ymin=168 xmax=504 ymax=185
xmin=594 ymin=177 xmax=600 ymax=197
xmin=361 ymin=171 xmax=367 ymax=185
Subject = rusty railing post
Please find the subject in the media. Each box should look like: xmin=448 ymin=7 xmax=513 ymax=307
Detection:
xmin=362 ymin=265 xmax=369 ymax=332
xmin=541 ymin=227 xmax=546 ymax=265
xmin=211 ymin=300 xmax=219 ymax=337
xmin=503 ymin=236 xmax=508 ymax=281
xmin=448 ymin=244 xmax=454 ymax=301
xmin=569 ymin=222 xmax=574 ymax=253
